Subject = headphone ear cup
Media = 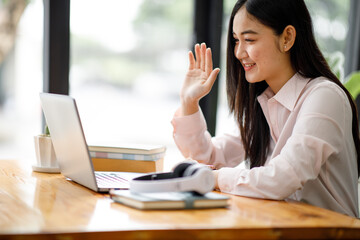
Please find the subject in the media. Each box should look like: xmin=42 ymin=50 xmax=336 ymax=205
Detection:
xmin=183 ymin=164 xmax=202 ymax=177
xmin=173 ymin=162 xmax=193 ymax=178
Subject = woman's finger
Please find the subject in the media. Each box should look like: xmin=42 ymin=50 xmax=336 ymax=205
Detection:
xmin=200 ymin=43 xmax=206 ymax=71
xmin=188 ymin=51 xmax=195 ymax=70
xmin=205 ymin=68 xmax=220 ymax=90
xmin=194 ymin=44 xmax=201 ymax=69
xmin=205 ymin=48 xmax=213 ymax=76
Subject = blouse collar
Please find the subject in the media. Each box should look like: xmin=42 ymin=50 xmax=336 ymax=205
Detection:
xmin=258 ymin=73 xmax=311 ymax=111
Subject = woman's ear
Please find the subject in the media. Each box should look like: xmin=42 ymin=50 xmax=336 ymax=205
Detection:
xmin=281 ymin=25 xmax=296 ymax=52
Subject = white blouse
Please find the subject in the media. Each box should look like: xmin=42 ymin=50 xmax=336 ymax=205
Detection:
xmin=172 ymin=73 xmax=359 ymax=217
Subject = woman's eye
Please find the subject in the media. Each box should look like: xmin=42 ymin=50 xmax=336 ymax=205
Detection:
xmin=245 ymin=39 xmax=254 ymax=42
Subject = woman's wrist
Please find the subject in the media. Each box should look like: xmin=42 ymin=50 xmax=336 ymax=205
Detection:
xmin=180 ymin=98 xmax=199 ymax=116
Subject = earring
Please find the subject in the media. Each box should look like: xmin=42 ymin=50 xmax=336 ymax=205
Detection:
xmin=284 ymin=45 xmax=287 ymax=49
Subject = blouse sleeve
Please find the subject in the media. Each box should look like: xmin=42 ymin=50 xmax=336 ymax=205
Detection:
xmin=217 ymin=83 xmax=351 ymax=199
xmin=171 ymin=108 xmax=246 ymax=169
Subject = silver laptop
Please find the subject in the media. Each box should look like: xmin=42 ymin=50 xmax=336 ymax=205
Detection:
xmin=39 ymin=93 xmax=144 ymax=192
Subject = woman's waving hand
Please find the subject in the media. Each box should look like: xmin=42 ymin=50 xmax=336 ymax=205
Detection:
xmin=180 ymin=43 xmax=220 ymax=116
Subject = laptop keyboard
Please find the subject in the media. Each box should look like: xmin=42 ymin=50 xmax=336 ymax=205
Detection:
xmin=95 ymin=172 xmax=129 ymax=188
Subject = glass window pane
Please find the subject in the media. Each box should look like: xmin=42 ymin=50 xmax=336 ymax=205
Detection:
xmin=305 ymin=0 xmax=350 ymax=81
xmin=216 ymin=0 xmax=238 ymax=136
xmin=0 ymin=0 xmax=43 ymax=159
xmin=70 ymin=0 xmax=193 ymax=169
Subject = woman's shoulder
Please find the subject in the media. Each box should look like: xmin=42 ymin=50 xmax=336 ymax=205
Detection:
xmin=297 ymin=76 xmax=351 ymax=121
xmin=306 ymin=76 xmax=339 ymax=88
xmin=303 ymin=76 xmax=348 ymax=102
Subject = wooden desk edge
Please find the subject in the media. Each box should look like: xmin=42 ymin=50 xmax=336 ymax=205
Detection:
xmin=2 ymin=227 xmax=360 ymax=240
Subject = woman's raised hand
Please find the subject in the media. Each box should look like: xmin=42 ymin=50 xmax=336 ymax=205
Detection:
xmin=180 ymin=43 xmax=220 ymax=116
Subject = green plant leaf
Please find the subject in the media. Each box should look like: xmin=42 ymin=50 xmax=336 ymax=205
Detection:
xmin=44 ymin=125 xmax=50 ymax=136
xmin=344 ymin=71 xmax=360 ymax=100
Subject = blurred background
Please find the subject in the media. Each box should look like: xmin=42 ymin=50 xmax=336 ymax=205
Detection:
xmin=0 ymin=0 xmax=355 ymax=169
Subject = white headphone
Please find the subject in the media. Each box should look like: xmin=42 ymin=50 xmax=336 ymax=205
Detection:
xmin=130 ymin=161 xmax=215 ymax=195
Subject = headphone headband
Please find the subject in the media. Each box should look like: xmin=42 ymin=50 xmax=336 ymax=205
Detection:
xmin=134 ymin=172 xmax=175 ymax=181
xmin=130 ymin=162 xmax=215 ymax=195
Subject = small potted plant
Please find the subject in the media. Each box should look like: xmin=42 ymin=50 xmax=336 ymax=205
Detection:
xmin=33 ymin=125 xmax=60 ymax=173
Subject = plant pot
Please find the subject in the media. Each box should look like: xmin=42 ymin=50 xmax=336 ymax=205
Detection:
xmin=33 ymin=134 xmax=60 ymax=173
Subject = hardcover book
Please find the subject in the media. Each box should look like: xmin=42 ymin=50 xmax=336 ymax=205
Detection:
xmin=88 ymin=144 xmax=166 ymax=155
xmin=92 ymin=157 xmax=163 ymax=173
xmin=109 ymin=190 xmax=229 ymax=210
xmin=89 ymin=151 xmax=165 ymax=161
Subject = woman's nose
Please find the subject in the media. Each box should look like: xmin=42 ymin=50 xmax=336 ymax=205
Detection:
xmin=235 ymin=44 xmax=247 ymax=60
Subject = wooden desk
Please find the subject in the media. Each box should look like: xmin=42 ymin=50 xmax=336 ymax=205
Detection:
xmin=1 ymin=159 xmax=360 ymax=240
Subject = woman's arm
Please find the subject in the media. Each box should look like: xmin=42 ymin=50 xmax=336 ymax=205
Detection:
xmin=172 ymin=108 xmax=246 ymax=169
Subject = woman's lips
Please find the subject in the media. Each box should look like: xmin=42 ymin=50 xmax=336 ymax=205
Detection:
xmin=243 ymin=63 xmax=256 ymax=71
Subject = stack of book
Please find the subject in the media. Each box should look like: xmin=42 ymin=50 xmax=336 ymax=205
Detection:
xmin=89 ymin=144 xmax=166 ymax=173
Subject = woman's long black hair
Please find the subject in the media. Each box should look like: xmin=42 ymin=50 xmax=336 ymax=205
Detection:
xmin=226 ymin=0 xmax=360 ymax=176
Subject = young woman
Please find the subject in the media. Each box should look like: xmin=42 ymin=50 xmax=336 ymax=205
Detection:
xmin=171 ymin=0 xmax=360 ymax=217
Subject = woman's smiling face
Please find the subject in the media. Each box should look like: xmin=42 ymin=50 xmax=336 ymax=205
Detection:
xmin=232 ymin=6 xmax=294 ymax=93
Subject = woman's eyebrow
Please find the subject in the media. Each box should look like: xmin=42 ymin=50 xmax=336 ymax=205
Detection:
xmin=241 ymin=30 xmax=258 ymax=35
xmin=232 ymin=30 xmax=258 ymax=37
